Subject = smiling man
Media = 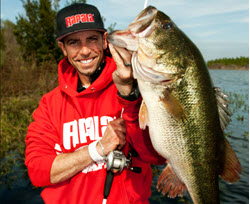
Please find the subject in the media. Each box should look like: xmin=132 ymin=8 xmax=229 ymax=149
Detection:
xmin=58 ymin=31 xmax=108 ymax=86
xmin=25 ymin=3 xmax=165 ymax=204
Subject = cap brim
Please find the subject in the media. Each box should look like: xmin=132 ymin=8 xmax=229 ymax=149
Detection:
xmin=56 ymin=28 xmax=107 ymax=41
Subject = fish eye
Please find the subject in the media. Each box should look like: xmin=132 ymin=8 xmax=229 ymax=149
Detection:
xmin=162 ymin=22 xmax=172 ymax=30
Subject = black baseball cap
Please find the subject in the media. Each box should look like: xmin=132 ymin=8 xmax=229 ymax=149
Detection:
xmin=56 ymin=3 xmax=106 ymax=41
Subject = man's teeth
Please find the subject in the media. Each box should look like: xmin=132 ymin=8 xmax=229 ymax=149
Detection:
xmin=80 ymin=59 xmax=93 ymax=64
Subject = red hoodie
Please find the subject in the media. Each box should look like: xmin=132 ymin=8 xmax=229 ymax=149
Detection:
xmin=25 ymin=56 xmax=165 ymax=204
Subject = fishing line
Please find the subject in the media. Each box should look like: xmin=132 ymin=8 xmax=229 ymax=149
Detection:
xmin=144 ymin=0 xmax=148 ymax=8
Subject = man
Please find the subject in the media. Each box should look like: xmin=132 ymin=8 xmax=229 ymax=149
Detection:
xmin=25 ymin=3 xmax=165 ymax=204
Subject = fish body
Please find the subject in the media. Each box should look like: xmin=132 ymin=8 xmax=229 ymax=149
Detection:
xmin=108 ymin=6 xmax=241 ymax=204
xmin=138 ymin=70 xmax=221 ymax=203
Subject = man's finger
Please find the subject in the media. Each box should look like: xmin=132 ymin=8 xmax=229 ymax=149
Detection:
xmin=114 ymin=117 xmax=125 ymax=125
xmin=109 ymin=43 xmax=124 ymax=67
xmin=109 ymin=44 xmax=132 ymax=70
xmin=112 ymin=46 xmax=132 ymax=66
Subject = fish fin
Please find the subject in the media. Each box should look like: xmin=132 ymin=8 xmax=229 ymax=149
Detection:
xmin=220 ymin=138 xmax=242 ymax=183
xmin=160 ymin=90 xmax=187 ymax=121
xmin=214 ymin=87 xmax=232 ymax=131
xmin=139 ymin=100 xmax=149 ymax=129
xmin=157 ymin=164 xmax=187 ymax=198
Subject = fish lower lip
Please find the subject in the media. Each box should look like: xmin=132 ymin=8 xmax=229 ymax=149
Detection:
xmin=161 ymin=79 xmax=171 ymax=83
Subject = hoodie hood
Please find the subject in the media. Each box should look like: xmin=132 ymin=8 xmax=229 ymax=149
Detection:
xmin=58 ymin=56 xmax=116 ymax=97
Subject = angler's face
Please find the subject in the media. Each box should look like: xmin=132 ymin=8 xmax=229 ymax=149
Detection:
xmin=59 ymin=30 xmax=108 ymax=77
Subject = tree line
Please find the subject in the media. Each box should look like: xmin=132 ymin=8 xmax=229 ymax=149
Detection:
xmin=207 ymin=57 xmax=249 ymax=67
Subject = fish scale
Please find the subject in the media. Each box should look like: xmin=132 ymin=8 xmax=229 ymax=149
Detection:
xmin=139 ymin=81 xmax=188 ymax=170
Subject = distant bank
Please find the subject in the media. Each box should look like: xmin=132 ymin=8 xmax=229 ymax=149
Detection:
xmin=207 ymin=57 xmax=249 ymax=70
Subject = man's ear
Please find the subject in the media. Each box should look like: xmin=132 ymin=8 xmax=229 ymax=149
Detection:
xmin=102 ymin=32 xmax=108 ymax=50
xmin=58 ymin=41 xmax=68 ymax=56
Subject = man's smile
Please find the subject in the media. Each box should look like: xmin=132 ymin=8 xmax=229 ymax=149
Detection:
xmin=80 ymin=57 xmax=96 ymax=65
xmin=80 ymin=58 xmax=95 ymax=65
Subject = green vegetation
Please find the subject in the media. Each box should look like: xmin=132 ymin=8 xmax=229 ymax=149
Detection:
xmin=207 ymin=57 xmax=249 ymax=66
xmin=1 ymin=0 xmax=87 ymax=187
xmin=1 ymin=23 xmax=58 ymax=186
xmin=207 ymin=57 xmax=249 ymax=69
xmin=1 ymin=96 xmax=41 ymax=186
xmin=223 ymin=90 xmax=249 ymax=140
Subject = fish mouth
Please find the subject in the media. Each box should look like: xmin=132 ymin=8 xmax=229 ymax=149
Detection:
xmin=129 ymin=6 xmax=158 ymax=37
xmin=107 ymin=29 xmax=134 ymax=48
xmin=108 ymin=28 xmax=137 ymax=50
xmin=107 ymin=6 xmax=157 ymax=50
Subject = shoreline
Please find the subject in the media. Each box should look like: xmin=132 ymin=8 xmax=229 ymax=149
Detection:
xmin=208 ymin=64 xmax=249 ymax=71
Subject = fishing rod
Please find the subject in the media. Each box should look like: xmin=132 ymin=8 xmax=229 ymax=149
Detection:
xmin=102 ymin=150 xmax=141 ymax=204
xmin=144 ymin=0 xmax=148 ymax=9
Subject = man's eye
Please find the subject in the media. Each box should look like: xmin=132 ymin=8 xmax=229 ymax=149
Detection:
xmin=69 ymin=41 xmax=77 ymax=45
xmin=88 ymin=37 xmax=98 ymax=41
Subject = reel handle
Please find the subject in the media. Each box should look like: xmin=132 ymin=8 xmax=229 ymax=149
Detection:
xmin=129 ymin=166 xmax=142 ymax=173
xmin=103 ymin=170 xmax=114 ymax=199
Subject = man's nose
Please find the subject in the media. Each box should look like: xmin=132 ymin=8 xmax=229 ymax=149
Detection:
xmin=79 ymin=45 xmax=91 ymax=56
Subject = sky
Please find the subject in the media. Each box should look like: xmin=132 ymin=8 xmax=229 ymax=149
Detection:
xmin=1 ymin=0 xmax=249 ymax=61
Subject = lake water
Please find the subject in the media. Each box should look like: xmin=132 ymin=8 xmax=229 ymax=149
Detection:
xmin=210 ymin=70 xmax=249 ymax=204
xmin=150 ymin=69 xmax=249 ymax=204
xmin=0 ymin=70 xmax=249 ymax=204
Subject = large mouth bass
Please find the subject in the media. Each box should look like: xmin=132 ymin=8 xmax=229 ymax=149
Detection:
xmin=108 ymin=6 xmax=241 ymax=204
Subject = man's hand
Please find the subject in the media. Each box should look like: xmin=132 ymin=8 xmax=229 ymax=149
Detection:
xmin=99 ymin=118 xmax=126 ymax=155
xmin=109 ymin=43 xmax=135 ymax=96
xmin=50 ymin=118 xmax=126 ymax=184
